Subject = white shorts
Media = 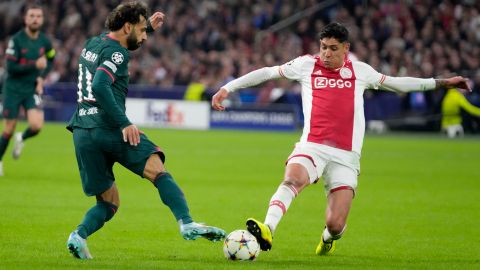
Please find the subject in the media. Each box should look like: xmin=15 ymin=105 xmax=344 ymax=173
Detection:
xmin=286 ymin=142 xmax=360 ymax=195
xmin=443 ymin=124 xmax=464 ymax=138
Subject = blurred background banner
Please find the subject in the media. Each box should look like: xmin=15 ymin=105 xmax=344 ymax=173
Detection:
xmin=126 ymin=98 xmax=210 ymax=130
xmin=210 ymin=105 xmax=298 ymax=131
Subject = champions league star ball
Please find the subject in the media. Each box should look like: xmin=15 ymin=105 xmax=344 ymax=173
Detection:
xmin=223 ymin=230 xmax=260 ymax=261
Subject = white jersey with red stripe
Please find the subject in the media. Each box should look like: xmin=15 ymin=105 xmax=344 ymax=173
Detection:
xmin=279 ymin=55 xmax=384 ymax=155
xmin=222 ymin=54 xmax=435 ymax=156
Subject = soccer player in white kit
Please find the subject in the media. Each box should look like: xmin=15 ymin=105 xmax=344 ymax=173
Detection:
xmin=211 ymin=22 xmax=470 ymax=255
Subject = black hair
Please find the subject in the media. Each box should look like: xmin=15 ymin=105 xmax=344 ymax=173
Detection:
xmin=318 ymin=22 xmax=349 ymax=43
xmin=105 ymin=1 xmax=149 ymax=31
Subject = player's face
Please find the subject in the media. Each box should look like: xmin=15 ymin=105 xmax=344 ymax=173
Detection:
xmin=126 ymin=16 xmax=148 ymax=51
xmin=25 ymin=8 xmax=44 ymax=33
xmin=319 ymin=38 xmax=350 ymax=70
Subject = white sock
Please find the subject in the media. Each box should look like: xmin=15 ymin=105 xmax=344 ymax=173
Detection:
xmin=264 ymin=184 xmax=297 ymax=233
xmin=322 ymin=225 xmax=346 ymax=242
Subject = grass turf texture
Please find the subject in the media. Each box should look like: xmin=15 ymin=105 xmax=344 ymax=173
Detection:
xmin=0 ymin=122 xmax=479 ymax=269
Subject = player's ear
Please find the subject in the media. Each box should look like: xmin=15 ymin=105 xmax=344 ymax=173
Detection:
xmin=123 ymin=22 xmax=132 ymax=35
xmin=344 ymin=42 xmax=350 ymax=52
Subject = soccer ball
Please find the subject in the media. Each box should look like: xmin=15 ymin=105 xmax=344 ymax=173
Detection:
xmin=223 ymin=230 xmax=260 ymax=261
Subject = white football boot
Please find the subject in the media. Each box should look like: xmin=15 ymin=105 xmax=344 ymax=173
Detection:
xmin=12 ymin=132 xmax=24 ymax=160
xmin=67 ymin=231 xmax=93 ymax=259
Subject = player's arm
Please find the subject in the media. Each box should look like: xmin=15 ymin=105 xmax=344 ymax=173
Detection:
xmin=146 ymin=12 xmax=165 ymax=33
xmin=380 ymin=75 xmax=470 ymax=93
xmin=92 ymin=69 xmax=140 ymax=146
xmin=39 ymin=39 xmax=56 ymax=78
xmin=212 ymin=66 xmax=282 ymax=110
xmin=456 ymin=91 xmax=480 ymax=116
xmin=5 ymin=38 xmax=37 ymax=75
xmin=379 ymin=76 xmax=436 ymax=92
xmin=91 ymin=70 xmax=132 ymax=129
xmin=212 ymin=56 xmax=307 ymax=110
xmin=34 ymin=40 xmax=56 ymax=95
xmin=223 ymin=66 xmax=282 ymax=92
xmin=355 ymin=61 xmax=471 ymax=93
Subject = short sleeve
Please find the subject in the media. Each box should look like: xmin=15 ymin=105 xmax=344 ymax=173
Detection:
xmin=279 ymin=55 xmax=310 ymax=81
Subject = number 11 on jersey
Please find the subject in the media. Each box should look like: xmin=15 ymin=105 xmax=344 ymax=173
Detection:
xmin=77 ymin=64 xmax=96 ymax=102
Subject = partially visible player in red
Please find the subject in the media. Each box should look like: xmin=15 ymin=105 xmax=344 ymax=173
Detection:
xmin=212 ymin=22 xmax=470 ymax=255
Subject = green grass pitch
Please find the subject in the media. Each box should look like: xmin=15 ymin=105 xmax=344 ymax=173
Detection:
xmin=0 ymin=122 xmax=479 ymax=269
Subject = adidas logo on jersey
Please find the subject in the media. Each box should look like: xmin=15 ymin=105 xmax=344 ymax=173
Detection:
xmin=312 ymin=70 xmax=323 ymax=76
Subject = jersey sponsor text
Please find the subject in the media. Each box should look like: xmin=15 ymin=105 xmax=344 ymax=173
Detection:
xmin=81 ymin=49 xmax=98 ymax=62
xmin=79 ymin=107 xmax=99 ymax=116
xmin=313 ymin=77 xmax=352 ymax=89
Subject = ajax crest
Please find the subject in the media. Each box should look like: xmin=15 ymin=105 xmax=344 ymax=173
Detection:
xmin=340 ymin=67 xmax=352 ymax=79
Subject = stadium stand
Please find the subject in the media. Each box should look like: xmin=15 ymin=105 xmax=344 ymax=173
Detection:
xmin=1 ymin=0 xmax=479 ymax=131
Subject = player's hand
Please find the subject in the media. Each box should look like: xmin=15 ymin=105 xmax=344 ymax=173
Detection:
xmin=122 ymin=124 xmax=140 ymax=146
xmin=444 ymin=76 xmax=471 ymax=92
xmin=35 ymin=56 xmax=47 ymax=70
xmin=35 ymin=77 xmax=44 ymax=95
xmin=212 ymin=88 xmax=229 ymax=111
xmin=149 ymin=12 xmax=165 ymax=30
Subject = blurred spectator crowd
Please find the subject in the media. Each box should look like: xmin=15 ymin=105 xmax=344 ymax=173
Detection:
xmin=0 ymin=0 xmax=479 ymax=106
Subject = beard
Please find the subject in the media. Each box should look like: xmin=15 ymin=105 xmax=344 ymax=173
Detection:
xmin=126 ymin=32 xmax=142 ymax=51
xmin=27 ymin=23 xmax=41 ymax=33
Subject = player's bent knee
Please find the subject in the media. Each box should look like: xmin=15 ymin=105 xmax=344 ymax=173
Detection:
xmin=282 ymin=177 xmax=308 ymax=193
xmin=28 ymin=119 xmax=44 ymax=131
xmin=144 ymin=154 xmax=166 ymax=181
xmin=146 ymin=168 xmax=167 ymax=182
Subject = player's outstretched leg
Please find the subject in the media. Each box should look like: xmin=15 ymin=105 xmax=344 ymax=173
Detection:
xmin=12 ymin=132 xmax=24 ymax=160
xmin=67 ymin=231 xmax=93 ymax=259
xmin=152 ymin=171 xmax=226 ymax=241
xmin=67 ymin=200 xmax=118 ymax=259
xmin=246 ymin=218 xmax=273 ymax=251
xmin=180 ymin=221 xmax=226 ymax=242
xmin=315 ymin=225 xmax=346 ymax=255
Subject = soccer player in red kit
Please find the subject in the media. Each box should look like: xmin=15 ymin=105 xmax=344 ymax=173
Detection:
xmin=211 ymin=22 xmax=470 ymax=255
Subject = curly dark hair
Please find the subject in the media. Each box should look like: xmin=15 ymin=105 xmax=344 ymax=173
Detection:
xmin=318 ymin=22 xmax=349 ymax=43
xmin=105 ymin=1 xmax=149 ymax=31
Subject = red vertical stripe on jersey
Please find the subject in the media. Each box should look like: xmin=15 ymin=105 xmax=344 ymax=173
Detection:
xmin=379 ymin=74 xmax=386 ymax=84
xmin=308 ymin=58 xmax=356 ymax=151
xmin=278 ymin=66 xmax=286 ymax=78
